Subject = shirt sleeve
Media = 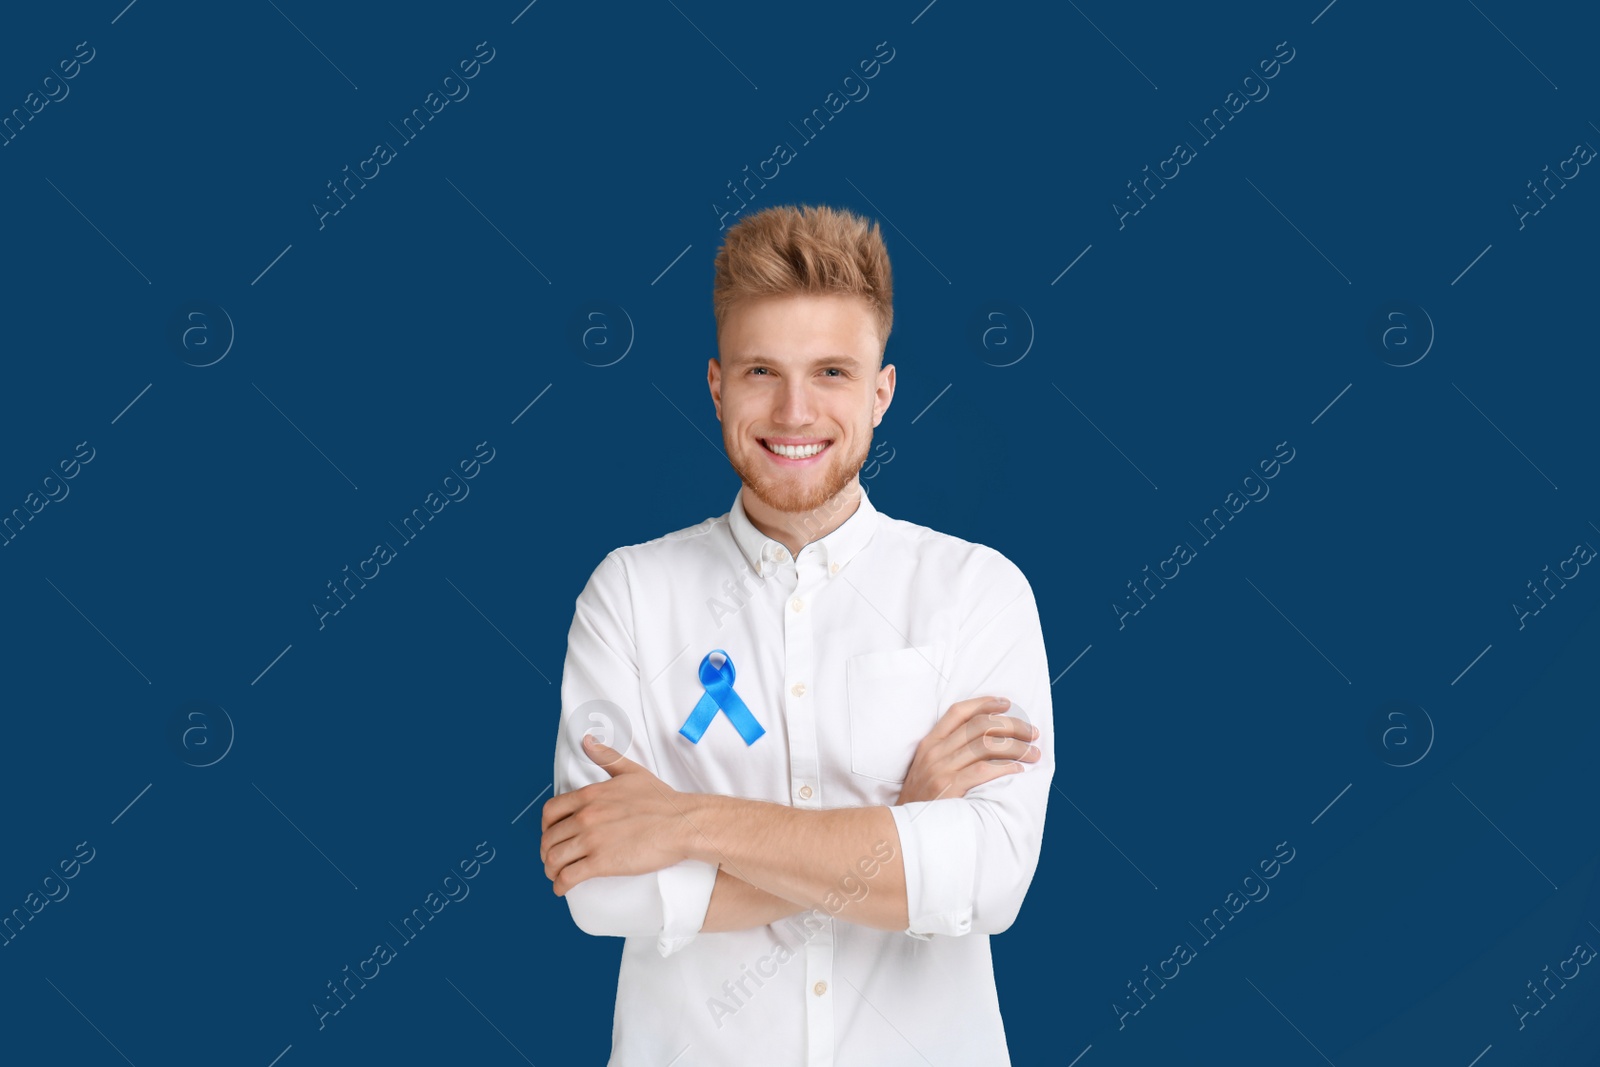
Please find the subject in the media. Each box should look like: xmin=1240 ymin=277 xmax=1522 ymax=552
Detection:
xmin=553 ymin=550 xmax=719 ymax=958
xmin=888 ymin=548 xmax=1055 ymax=938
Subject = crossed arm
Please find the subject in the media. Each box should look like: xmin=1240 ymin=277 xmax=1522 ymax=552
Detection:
xmin=548 ymin=547 xmax=1052 ymax=944
xmin=540 ymin=696 xmax=1039 ymax=935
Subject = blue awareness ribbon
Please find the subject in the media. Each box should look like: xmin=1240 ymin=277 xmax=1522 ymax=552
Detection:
xmin=679 ymin=649 xmax=765 ymax=745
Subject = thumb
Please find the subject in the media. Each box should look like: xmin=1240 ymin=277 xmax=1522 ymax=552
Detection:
xmin=583 ymin=733 xmax=637 ymax=774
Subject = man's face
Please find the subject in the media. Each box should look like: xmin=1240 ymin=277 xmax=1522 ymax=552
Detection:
xmin=708 ymin=292 xmax=894 ymax=515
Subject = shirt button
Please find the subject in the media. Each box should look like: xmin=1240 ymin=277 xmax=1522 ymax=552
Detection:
xmin=774 ymin=547 xmax=789 ymax=561
xmin=798 ymin=784 xmax=813 ymax=800
xmin=813 ymin=980 xmax=828 ymax=996
xmin=830 ymin=562 xmax=840 ymax=575
xmin=791 ymin=597 xmax=805 ymax=612
xmin=791 ymin=682 xmax=806 ymax=697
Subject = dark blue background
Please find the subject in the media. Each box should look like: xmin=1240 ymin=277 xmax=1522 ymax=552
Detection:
xmin=2 ymin=1 xmax=1597 ymax=1064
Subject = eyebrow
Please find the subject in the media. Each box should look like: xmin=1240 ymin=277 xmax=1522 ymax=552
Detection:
xmin=727 ymin=353 xmax=865 ymax=370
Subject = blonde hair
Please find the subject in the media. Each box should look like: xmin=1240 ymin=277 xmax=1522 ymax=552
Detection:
xmin=712 ymin=204 xmax=893 ymax=350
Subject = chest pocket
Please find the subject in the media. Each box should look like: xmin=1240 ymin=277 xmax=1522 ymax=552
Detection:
xmin=845 ymin=646 xmax=941 ymax=783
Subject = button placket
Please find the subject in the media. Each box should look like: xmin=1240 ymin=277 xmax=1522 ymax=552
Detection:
xmin=785 ymin=559 xmax=820 ymax=808
xmin=785 ymin=556 xmax=833 ymax=1064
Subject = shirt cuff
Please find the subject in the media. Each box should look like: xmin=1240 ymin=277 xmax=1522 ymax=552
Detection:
xmin=890 ymin=801 xmax=977 ymax=939
xmin=655 ymin=859 xmax=719 ymax=957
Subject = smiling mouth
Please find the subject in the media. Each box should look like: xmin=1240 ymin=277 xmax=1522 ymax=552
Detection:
xmin=761 ymin=439 xmax=831 ymax=460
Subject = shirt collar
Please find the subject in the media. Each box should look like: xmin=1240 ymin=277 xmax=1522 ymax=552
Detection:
xmin=727 ymin=486 xmax=879 ymax=579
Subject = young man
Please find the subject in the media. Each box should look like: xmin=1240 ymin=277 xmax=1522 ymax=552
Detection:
xmin=541 ymin=204 xmax=1053 ymax=1065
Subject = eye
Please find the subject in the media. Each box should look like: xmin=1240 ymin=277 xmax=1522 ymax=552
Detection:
xmin=748 ymin=367 xmax=770 ymax=376
xmin=822 ymin=368 xmax=843 ymax=378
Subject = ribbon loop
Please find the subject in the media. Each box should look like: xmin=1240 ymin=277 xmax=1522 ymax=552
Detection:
xmin=679 ymin=649 xmax=765 ymax=745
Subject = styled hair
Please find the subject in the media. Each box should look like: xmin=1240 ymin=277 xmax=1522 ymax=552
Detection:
xmin=712 ymin=204 xmax=893 ymax=351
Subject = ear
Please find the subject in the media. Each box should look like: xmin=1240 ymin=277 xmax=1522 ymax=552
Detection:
xmin=707 ymin=357 xmax=722 ymax=421
xmin=873 ymin=362 xmax=895 ymax=427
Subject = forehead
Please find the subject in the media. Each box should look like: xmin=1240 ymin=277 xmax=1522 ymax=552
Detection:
xmin=719 ymin=293 xmax=881 ymax=363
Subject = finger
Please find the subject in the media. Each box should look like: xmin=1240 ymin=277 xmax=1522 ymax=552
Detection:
xmin=552 ymin=857 xmax=597 ymax=897
xmin=927 ymin=696 xmax=1011 ymax=743
xmin=922 ymin=708 xmax=1026 ymax=768
xmin=541 ymin=787 xmax=587 ymax=831
xmin=952 ymin=733 xmax=1038 ymax=768
xmin=539 ymin=814 xmax=582 ymax=863
xmin=970 ymin=734 xmax=1040 ymax=761
xmin=584 ymin=735 xmax=640 ymax=774
xmin=544 ymin=836 xmax=588 ymax=884
xmin=958 ymin=714 xmax=1038 ymax=749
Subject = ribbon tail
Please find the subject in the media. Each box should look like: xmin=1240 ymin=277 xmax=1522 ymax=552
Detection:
xmin=719 ymin=692 xmax=766 ymax=745
xmin=679 ymin=694 xmax=719 ymax=744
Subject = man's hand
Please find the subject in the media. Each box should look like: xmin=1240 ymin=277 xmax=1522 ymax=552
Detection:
xmin=897 ymin=696 xmax=1039 ymax=805
xmin=540 ymin=736 xmax=689 ymax=896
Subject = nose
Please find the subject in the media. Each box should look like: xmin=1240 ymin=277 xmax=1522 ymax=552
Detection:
xmin=774 ymin=377 xmax=818 ymax=427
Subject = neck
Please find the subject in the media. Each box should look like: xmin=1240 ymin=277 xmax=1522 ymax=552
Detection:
xmin=742 ymin=480 xmax=863 ymax=559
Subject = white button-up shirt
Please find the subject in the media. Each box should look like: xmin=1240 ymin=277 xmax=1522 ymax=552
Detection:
xmin=553 ymin=486 xmax=1054 ymax=1067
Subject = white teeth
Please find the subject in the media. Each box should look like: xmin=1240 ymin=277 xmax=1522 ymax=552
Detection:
xmin=764 ymin=440 xmax=827 ymax=459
